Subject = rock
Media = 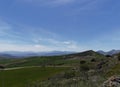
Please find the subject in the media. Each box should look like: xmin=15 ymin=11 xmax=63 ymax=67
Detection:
xmin=102 ymin=75 xmax=120 ymax=87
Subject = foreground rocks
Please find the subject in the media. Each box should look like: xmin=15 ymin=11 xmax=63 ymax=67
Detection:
xmin=102 ymin=76 xmax=120 ymax=87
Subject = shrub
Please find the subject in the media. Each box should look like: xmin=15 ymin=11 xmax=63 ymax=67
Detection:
xmin=91 ymin=58 xmax=96 ymax=62
xmin=106 ymin=55 xmax=112 ymax=57
xmin=80 ymin=60 xmax=86 ymax=64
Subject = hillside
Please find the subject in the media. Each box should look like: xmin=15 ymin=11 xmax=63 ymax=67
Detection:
xmin=0 ymin=50 xmax=120 ymax=87
xmin=0 ymin=50 xmax=105 ymax=68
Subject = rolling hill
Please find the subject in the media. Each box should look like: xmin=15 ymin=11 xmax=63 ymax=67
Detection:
xmin=0 ymin=50 xmax=106 ymax=68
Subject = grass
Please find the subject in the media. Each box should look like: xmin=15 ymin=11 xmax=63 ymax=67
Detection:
xmin=0 ymin=67 xmax=70 ymax=87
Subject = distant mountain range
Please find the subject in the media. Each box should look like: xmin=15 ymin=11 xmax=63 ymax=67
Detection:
xmin=0 ymin=49 xmax=120 ymax=58
xmin=97 ymin=49 xmax=120 ymax=55
xmin=0 ymin=51 xmax=75 ymax=58
xmin=0 ymin=53 xmax=15 ymax=59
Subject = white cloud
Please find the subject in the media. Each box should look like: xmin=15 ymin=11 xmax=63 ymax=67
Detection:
xmin=33 ymin=38 xmax=77 ymax=46
xmin=0 ymin=42 xmax=82 ymax=52
xmin=62 ymin=41 xmax=72 ymax=45
xmin=0 ymin=43 xmax=53 ymax=52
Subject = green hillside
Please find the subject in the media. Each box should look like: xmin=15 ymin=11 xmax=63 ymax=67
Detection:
xmin=0 ymin=50 xmax=105 ymax=68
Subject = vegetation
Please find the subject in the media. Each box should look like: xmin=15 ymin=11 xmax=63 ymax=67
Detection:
xmin=0 ymin=50 xmax=120 ymax=87
xmin=0 ymin=67 xmax=69 ymax=87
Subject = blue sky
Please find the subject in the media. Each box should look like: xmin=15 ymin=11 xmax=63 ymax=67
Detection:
xmin=0 ymin=0 xmax=120 ymax=52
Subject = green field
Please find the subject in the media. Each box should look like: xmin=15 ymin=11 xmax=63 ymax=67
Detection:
xmin=0 ymin=67 xmax=69 ymax=87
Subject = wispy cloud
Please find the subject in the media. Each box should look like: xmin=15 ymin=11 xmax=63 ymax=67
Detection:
xmin=0 ymin=42 xmax=84 ymax=52
xmin=31 ymin=37 xmax=83 ymax=51
xmin=0 ymin=43 xmax=53 ymax=52
xmin=0 ymin=19 xmax=84 ymax=52
xmin=0 ymin=19 xmax=59 ymax=43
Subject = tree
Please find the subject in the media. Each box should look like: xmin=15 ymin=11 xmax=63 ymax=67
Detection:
xmin=91 ymin=58 xmax=96 ymax=62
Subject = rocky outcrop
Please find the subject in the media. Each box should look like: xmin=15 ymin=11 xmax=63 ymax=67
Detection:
xmin=102 ymin=76 xmax=120 ymax=87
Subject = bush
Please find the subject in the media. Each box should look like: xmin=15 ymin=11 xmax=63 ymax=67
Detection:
xmin=91 ymin=58 xmax=96 ymax=62
xmin=106 ymin=55 xmax=112 ymax=57
xmin=80 ymin=60 xmax=86 ymax=64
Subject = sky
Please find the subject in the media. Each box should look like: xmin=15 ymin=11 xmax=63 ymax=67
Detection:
xmin=0 ymin=0 xmax=120 ymax=52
